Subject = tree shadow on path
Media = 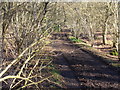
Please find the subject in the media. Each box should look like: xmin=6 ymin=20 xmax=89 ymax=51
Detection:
xmin=50 ymin=31 xmax=120 ymax=89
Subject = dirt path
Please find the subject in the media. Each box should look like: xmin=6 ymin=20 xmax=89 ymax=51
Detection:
xmin=49 ymin=31 xmax=120 ymax=89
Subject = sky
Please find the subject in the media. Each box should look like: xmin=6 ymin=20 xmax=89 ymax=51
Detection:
xmin=0 ymin=0 xmax=119 ymax=2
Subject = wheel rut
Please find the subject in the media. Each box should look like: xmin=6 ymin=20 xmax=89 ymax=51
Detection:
xmin=49 ymin=32 xmax=120 ymax=89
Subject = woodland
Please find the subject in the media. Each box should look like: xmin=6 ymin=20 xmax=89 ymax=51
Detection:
xmin=0 ymin=2 xmax=120 ymax=89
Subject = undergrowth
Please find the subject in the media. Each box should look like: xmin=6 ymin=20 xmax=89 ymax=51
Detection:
xmin=69 ymin=36 xmax=83 ymax=43
xmin=47 ymin=64 xmax=63 ymax=88
xmin=110 ymin=49 xmax=118 ymax=56
xmin=68 ymin=35 xmax=119 ymax=68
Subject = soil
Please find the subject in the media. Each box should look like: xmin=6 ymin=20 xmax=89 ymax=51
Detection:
xmin=47 ymin=31 xmax=120 ymax=89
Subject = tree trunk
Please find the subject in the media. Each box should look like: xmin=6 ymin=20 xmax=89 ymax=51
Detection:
xmin=118 ymin=44 xmax=120 ymax=61
xmin=118 ymin=2 xmax=120 ymax=61
xmin=1 ymin=5 xmax=6 ymax=61
xmin=102 ymin=22 xmax=107 ymax=45
xmin=102 ymin=3 xmax=110 ymax=45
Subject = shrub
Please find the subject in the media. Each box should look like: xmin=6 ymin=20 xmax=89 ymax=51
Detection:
xmin=69 ymin=36 xmax=82 ymax=43
xmin=110 ymin=49 xmax=118 ymax=56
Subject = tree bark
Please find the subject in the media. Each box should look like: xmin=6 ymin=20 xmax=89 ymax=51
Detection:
xmin=102 ymin=22 xmax=108 ymax=45
xmin=118 ymin=2 xmax=120 ymax=61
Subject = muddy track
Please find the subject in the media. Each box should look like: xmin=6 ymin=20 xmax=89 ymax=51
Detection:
xmin=50 ymin=31 xmax=120 ymax=89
